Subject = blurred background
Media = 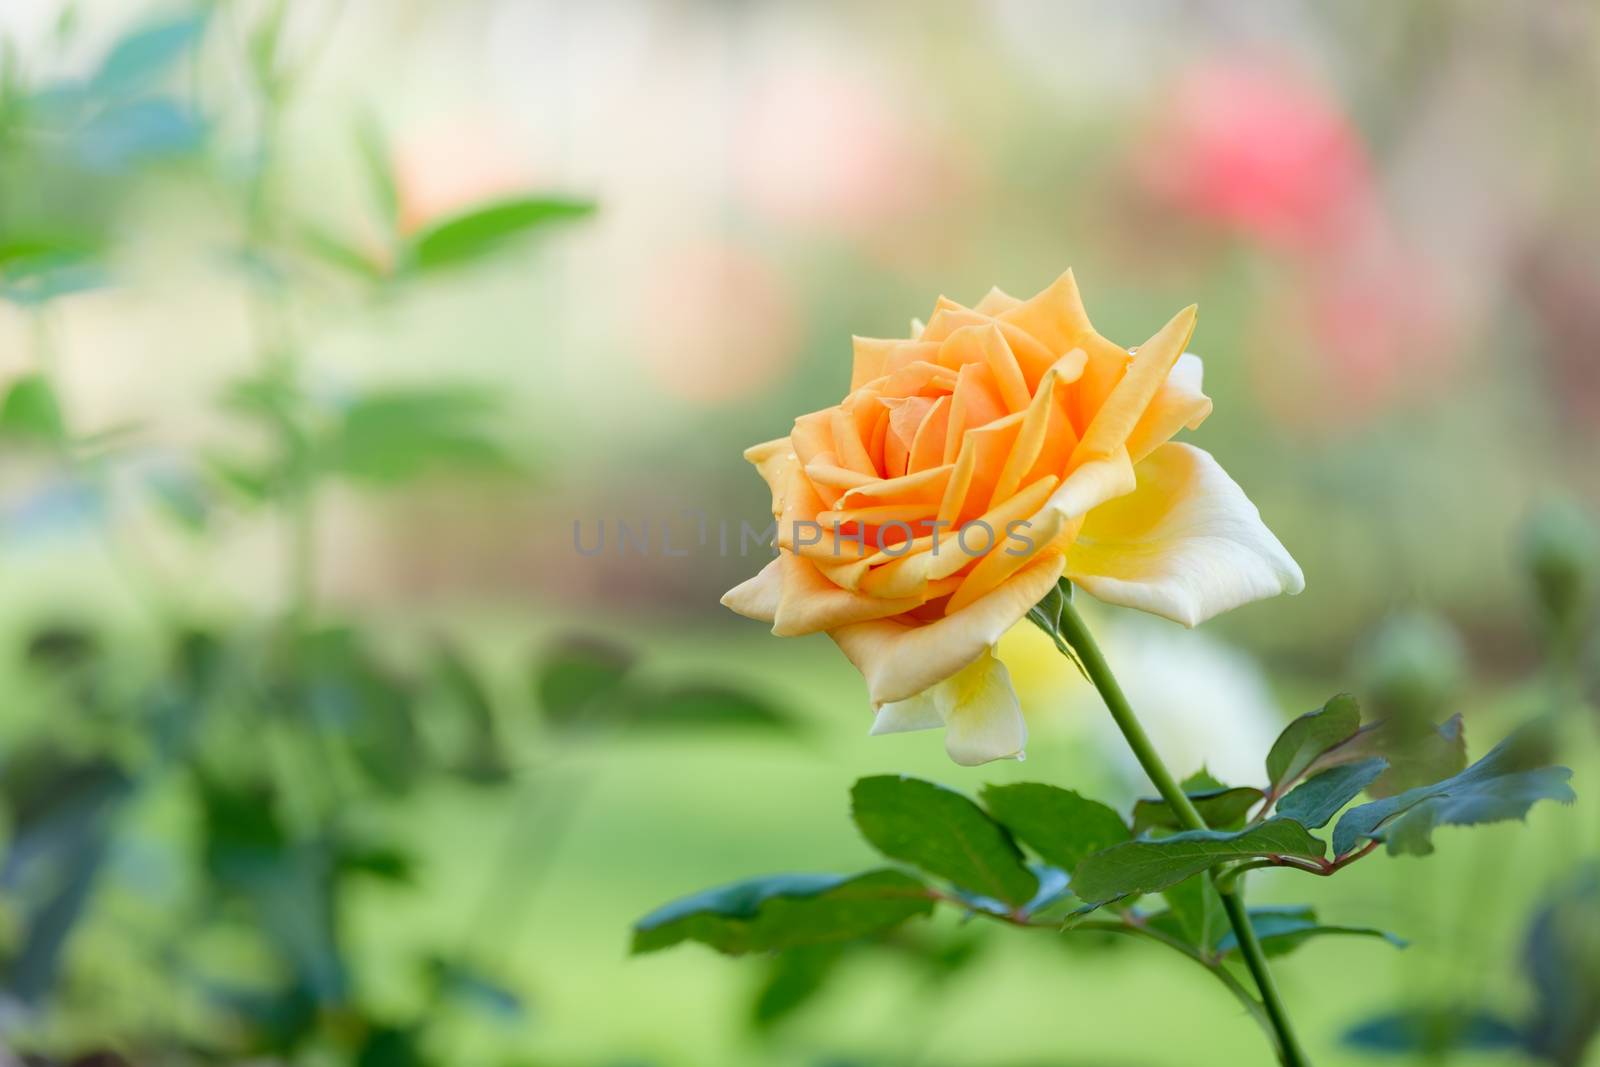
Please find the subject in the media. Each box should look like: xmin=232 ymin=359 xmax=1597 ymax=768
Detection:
xmin=0 ymin=0 xmax=1597 ymax=1064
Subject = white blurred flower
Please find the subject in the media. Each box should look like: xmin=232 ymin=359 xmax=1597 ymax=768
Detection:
xmin=998 ymin=609 xmax=1282 ymax=794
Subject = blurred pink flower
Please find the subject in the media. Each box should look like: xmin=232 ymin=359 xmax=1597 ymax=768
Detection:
xmin=1137 ymin=62 xmax=1376 ymax=251
xmin=734 ymin=65 xmax=963 ymax=235
xmin=634 ymin=241 xmax=800 ymax=406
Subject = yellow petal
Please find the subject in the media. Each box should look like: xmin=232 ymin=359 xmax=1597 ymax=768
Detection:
xmin=1125 ymin=352 xmax=1213 ymax=464
xmin=1066 ymin=443 xmax=1304 ymax=627
xmin=936 ymin=649 xmax=1027 ymax=765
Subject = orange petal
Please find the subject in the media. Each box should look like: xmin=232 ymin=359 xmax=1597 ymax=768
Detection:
xmin=1071 ymin=305 xmax=1197 ymax=467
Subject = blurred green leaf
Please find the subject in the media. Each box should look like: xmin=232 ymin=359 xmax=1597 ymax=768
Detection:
xmin=24 ymin=624 xmax=100 ymax=672
xmin=431 ymin=642 xmax=509 ymax=782
xmin=633 ymin=870 xmax=934 ymax=956
xmin=0 ymin=373 xmax=66 ymax=442
xmin=356 ymin=1026 xmax=430 ymax=1067
xmin=852 ymin=776 xmax=1037 ymax=908
xmin=401 ymin=195 xmax=594 ymax=274
xmin=751 ymin=943 xmax=844 ymax=1031
xmin=1072 ymin=820 xmax=1325 ymax=906
xmin=74 ymin=97 xmax=205 ymax=173
xmin=1216 ymin=906 xmax=1405 ymax=958
xmin=1343 ymin=1008 xmax=1525 ymax=1056
xmin=1308 ymin=714 xmax=1468 ymax=799
xmin=0 ymin=752 xmax=132 ymax=1004
xmin=324 ymin=386 xmax=517 ymax=483
xmin=980 ymin=783 xmax=1129 ymax=874
xmin=92 ymin=14 xmax=207 ymax=97
xmin=0 ymin=249 xmax=110 ymax=304
xmin=624 ymin=681 xmax=791 ymax=731
xmin=535 ymin=635 xmax=636 ymax=727
xmin=356 ymin=113 xmax=399 ymax=235
xmin=197 ymin=774 xmax=348 ymax=1003
xmin=1523 ymin=865 xmax=1600 ymax=1064
xmin=1331 ymin=721 xmax=1573 ymax=857
xmin=285 ymin=628 xmax=422 ymax=795
xmin=1132 ymin=786 xmax=1264 ymax=834
xmin=300 ymin=225 xmax=387 ymax=283
xmin=1275 ymin=758 xmax=1388 ymax=829
xmin=425 ymin=956 xmax=524 ymax=1021
xmin=1266 ymin=693 xmax=1361 ymax=793
xmin=143 ymin=462 xmax=211 ymax=532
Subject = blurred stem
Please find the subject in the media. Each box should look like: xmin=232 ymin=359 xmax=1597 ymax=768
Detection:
xmin=1055 ymin=593 xmax=1311 ymax=1067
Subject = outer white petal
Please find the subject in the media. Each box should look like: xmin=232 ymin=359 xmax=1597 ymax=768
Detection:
xmin=869 ymin=690 xmax=943 ymax=735
xmin=935 ymin=650 xmax=1027 ymax=766
xmin=1065 ymin=443 xmax=1304 ymax=627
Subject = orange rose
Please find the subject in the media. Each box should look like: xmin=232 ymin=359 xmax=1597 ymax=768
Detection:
xmin=723 ymin=271 xmax=1302 ymax=765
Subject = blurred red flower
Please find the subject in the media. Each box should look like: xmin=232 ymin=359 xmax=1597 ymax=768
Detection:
xmin=1138 ymin=62 xmax=1376 ymax=251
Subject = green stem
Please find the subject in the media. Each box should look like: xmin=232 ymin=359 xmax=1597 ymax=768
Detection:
xmin=1056 ymin=593 xmax=1312 ymax=1067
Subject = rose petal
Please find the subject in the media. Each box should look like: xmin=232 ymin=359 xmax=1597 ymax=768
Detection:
xmin=773 ymin=551 xmax=924 ymax=636
xmin=869 ymin=689 xmax=943 ymax=735
xmin=1125 ymin=352 xmax=1213 ymax=464
xmin=1071 ymin=304 xmax=1196 ymax=467
xmin=831 ymin=551 xmax=1066 ymax=705
xmin=721 ymin=557 xmax=783 ymax=622
xmin=937 ymin=650 xmax=1027 ymax=765
xmin=1066 ymin=442 xmax=1304 ymax=627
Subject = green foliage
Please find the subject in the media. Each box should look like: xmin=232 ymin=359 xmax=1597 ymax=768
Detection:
xmin=0 ymin=373 xmax=66 ymax=443
xmin=1344 ymin=1009 xmax=1526 ymax=1056
xmin=1266 ymin=693 xmax=1361 ymax=792
xmin=1521 ymin=866 xmax=1600 ymax=1065
xmin=0 ymin=749 xmax=132 ymax=1004
xmin=325 ymin=386 xmax=518 ymax=483
xmin=534 ymin=634 xmax=792 ymax=733
xmin=1159 ymin=871 xmax=1226 ymax=950
xmin=750 ymin=944 xmax=844 ymax=1030
xmin=1331 ymin=722 xmax=1574 ymax=856
xmin=632 ymin=871 xmax=934 ymax=955
xmin=1132 ymin=785 xmax=1264 ymax=833
xmin=1216 ymin=906 xmax=1405 ymax=957
xmin=1275 ymin=758 xmax=1388 ymax=829
xmin=1072 ymin=820 xmax=1326 ymax=905
xmin=401 ymin=196 xmax=596 ymax=274
xmin=1344 ymin=865 xmax=1600 ymax=1064
xmin=1309 ymin=714 xmax=1467 ymax=798
xmin=852 ymin=776 xmax=1037 ymax=908
xmin=535 ymin=634 xmax=635 ymax=726
xmin=980 ymin=783 xmax=1129 ymax=873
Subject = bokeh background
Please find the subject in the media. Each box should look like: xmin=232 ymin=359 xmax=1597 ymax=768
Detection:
xmin=0 ymin=1 xmax=1597 ymax=1065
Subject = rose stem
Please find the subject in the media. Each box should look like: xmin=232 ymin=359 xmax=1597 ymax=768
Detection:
xmin=1056 ymin=593 xmax=1312 ymax=1067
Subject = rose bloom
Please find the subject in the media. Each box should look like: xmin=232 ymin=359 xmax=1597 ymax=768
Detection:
xmin=723 ymin=272 xmax=1302 ymax=765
